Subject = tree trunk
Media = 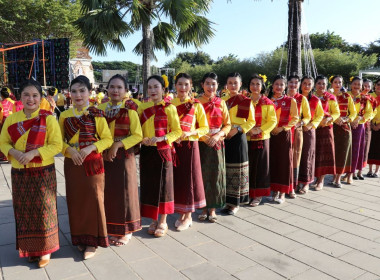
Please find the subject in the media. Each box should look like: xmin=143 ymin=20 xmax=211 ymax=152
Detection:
xmin=142 ymin=21 xmax=151 ymax=97
xmin=287 ymin=0 xmax=302 ymax=78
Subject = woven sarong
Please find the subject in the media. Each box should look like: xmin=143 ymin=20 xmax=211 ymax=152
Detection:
xmin=248 ymin=139 xmax=270 ymax=198
xmin=315 ymin=126 xmax=336 ymax=176
xmin=351 ymin=124 xmax=365 ymax=172
xmin=11 ymin=165 xmax=59 ymax=257
xmin=298 ymin=129 xmax=316 ymax=185
xmin=363 ymin=123 xmax=372 ymax=167
xmin=292 ymin=127 xmax=303 ymax=189
xmin=225 ymin=132 xmax=249 ymax=207
xmin=333 ymin=123 xmax=352 ymax=174
xmin=368 ymin=129 xmax=380 ymax=165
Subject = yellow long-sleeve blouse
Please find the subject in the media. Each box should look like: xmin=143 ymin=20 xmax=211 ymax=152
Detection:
xmin=222 ymin=94 xmax=256 ymax=133
xmin=197 ymin=95 xmax=231 ymax=138
xmin=350 ymin=94 xmax=373 ymax=124
xmin=0 ymin=109 xmax=63 ymax=169
xmin=137 ymin=101 xmax=182 ymax=146
xmin=39 ymin=97 xmax=52 ymax=111
xmin=333 ymin=92 xmax=357 ymax=123
xmin=98 ymin=101 xmax=143 ymax=150
xmin=308 ymin=99 xmax=324 ymax=129
xmin=294 ymin=94 xmax=311 ymax=126
xmin=59 ymin=106 xmax=113 ymax=157
xmin=171 ymin=97 xmax=209 ymax=141
xmin=247 ymin=98 xmax=277 ymax=141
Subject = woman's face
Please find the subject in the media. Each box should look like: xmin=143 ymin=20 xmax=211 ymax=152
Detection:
xmin=375 ymin=81 xmax=380 ymax=95
xmin=332 ymin=77 xmax=343 ymax=91
xmin=301 ymin=78 xmax=314 ymax=94
xmin=21 ymin=86 xmax=41 ymax=113
xmin=202 ymin=78 xmax=218 ymax=98
xmin=71 ymin=82 xmax=90 ymax=108
xmin=315 ymin=79 xmax=327 ymax=93
xmin=351 ymin=79 xmax=362 ymax=94
xmin=363 ymin=81 xmax=372 ymax=94
xmin=147 ymin=78 xmax=164 ymax=103
xmin=175 ymin=77 xmax=192 ymax=100
xmin=273 ymin=79 xmax=286 ymax=96
xmin=249 ymin=78 xmax=262 ymax=95
xmin=226 ymin=77 xmax=242 ymax=95
xmin=287 ymin=78 xmax=300 ymax=93
xmin=108 ymin=78 xmax=126 ymax=103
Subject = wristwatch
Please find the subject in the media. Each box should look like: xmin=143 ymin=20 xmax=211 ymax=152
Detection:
xmin=237 ymin=126 xmax=243 ymax=133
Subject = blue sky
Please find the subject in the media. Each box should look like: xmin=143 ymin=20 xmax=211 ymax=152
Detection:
xmin=90 ymin=0 xmax=380 ymax=67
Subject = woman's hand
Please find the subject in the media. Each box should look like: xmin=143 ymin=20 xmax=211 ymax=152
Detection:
xmin=79 ymin=145 xmax=97 ymax=160
xmin=351 ymin=118 xmax=360 ymax=129
xmin=271 ymin=127 xmax=284 ymax=136
xmin=18 ymin=150 xmax=39 ymax=165
xmin=142 ymin=137 xmax=151 ymax=146
xmin=106 ymin=142 xmax=123 ymax=162
xmin=207 ymin=132 xmax=223 ymax=147
xmin=67 ymin=147 xmax=83 ymax=165
xmin=303 ymin=123 xmax=313 ymax=132
xmin=226 ymin=127 xmax=238 ymax=140
xmin=181 ymin=131 xmax=194 ymax=140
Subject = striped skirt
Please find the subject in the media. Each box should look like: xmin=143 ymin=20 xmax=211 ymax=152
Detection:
xmin=140 ymin=146 xmax=174 ymax=220
xmin=315 ymin=126 xmax=336 ymax=176
xmin=248 ymin=139 xmax=271 ymax=198
xmin=199 ymin=142 xmax=226 ymax=208
xmin=11 ymin=165 xmax=59 ymax=257
xmin=333 ymin=124 xmax=352 ymax=174
xmin=104 ymin=149 xmax=141 ymax=236
xmin=173 ymin=141 xmax=206 ymax=213
xmin=225 ymin=132 xmax=249 ymax=207
xmin=270 ymin=130 xmax=293 ymax=194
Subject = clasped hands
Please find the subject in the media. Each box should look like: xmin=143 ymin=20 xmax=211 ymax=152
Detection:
xmin=67 ymin=145 xmax=97 ymax=165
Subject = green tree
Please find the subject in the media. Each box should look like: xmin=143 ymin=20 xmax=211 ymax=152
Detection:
xmin=76 ymin=0 xmax=215 ymax=95
xmin=0 ymin=0 xmax=82 ymax=58
xmin=91 ymin=60 xmax=139 ymax=82
xmin=365 ymin=39 xmax=380 ymax=67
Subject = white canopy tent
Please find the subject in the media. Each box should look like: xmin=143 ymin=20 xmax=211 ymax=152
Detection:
xmin=359 ymin=68 xmax=380 ymax=78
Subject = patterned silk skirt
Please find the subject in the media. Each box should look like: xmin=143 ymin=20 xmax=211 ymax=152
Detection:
xmin=368 ymin=128 xmax=380 ymax=165
xmin=11 ymin=164 xmax=59 ymax=257
xmin=333 ymin=124 xmax=352 ymax=174
xmin=298 ymin=129 xmax=316 ymax=185
xmin=225 ymin=132 xmax=249 ymax=207
xmin=351 ymin=124 xmax=365 ymax=172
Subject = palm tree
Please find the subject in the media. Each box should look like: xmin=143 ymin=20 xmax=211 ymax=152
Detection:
xmin=75 ymin=0 xmax=215 ymax=95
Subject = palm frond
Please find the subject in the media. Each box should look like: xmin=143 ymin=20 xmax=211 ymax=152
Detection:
xmin=152 ymin=22 xmax=175 ymax=55
xmin=130 ymin=0 xmax=154 ymax=30
xmin=177 ymin=15 xmax=215 ymax=48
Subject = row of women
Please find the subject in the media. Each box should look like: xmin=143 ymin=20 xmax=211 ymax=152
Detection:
xmin=1 ymin=71 xmax=380 ymax=268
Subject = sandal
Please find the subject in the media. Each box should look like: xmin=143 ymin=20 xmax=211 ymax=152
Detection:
xmin=288 ymin=191 xmax=297 ymax=199
xmin=28 ymin=256 xmax=39 ymax=263
xmin=77 ymin=245 xmax=86 ymax=252
xmin=227 ymin=206 xmax=239 ymax=215
xmin=366 ymin=171 xmax=373 ymax=177
xmin=314 ymin=183 xmax=323 ymax=191
xmin=299 ymin=184 xmax=309 ymax=194
xmin=148 ymin=221 xmax=158 ymax=235
xmin=208 ymin=215 xmax=217 ymax=223
xmin=249 ymin=197 xmax=262 ymax=207
xmin=154 ymin=223 xmax=168 ymax=237
xmin=113 ymin=237 xmax=129 ymax=247
xmin=198 ymin=214 xmax=208 ymax=221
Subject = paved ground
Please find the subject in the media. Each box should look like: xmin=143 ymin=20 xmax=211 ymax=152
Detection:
xmin=1 ymin=156 xmax=380 ymax=280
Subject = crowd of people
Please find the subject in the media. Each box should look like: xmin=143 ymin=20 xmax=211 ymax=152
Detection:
xmin=0 ymin=71 xmax=379 ymax=268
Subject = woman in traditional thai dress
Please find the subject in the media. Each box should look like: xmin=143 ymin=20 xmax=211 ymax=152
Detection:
xmin=330 ymin=75 xmax=357 ymax=187
xmin=197 ymin=72 xmax=231 ymax=222
xmin=0 ymin=79 xmax=62 ymax=268
xmin=138 ymin=75 xmax=182 ymax=237
xmin=246 ymin=74 xmax=277 ymax=206
xmin=98 ymin=74 xmax=142 ymax=246
xmin=361 ymin=79 xmax=374 ymax=172
xmin=297 ymin=76 xmax=324 ymax=194
xmin=344 ymin=77 xmax=373 ymax=182
xmin=222 ymin=72 xmax=255 ymax=215
xmin=286 ymin=75 xmax=311 ymax=197
xmin=367 ymin=78 xmax=380 ymax=177
xmin=268 ymin=75 xmax=299 ymax=204
xmin=171 ymin=73 xmax=209 ymax=231
xmin=0 ymin=87 xmax=15 ymax=161
xmin=59 ymin=75 xmax=113 ymax=259
xmin=313 ymin=75 xmax=340 ymax=191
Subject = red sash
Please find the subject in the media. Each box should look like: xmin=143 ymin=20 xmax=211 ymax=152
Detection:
xmin=8 ymin=110 xmax=51 ymax=163
xmin=140 ymin=102 xmax=173 ymax=162
xmin=318 ymin=92 xmax=336 ymax=117
xmin=252 ymin=96 xmax=274 ymax=140
xmin=176 ymin=99 xmax=199 ymax=132
xmin=308 ymin=95 xmax=320 ymax=119
xmin=125 ymin=99 xmax=138 ymax=111
xmin=1 ymin=99 xmax=13 ymax=118
xmin=64 ymin=107 xmax=105 ymax=176
xmin=272 ymin=96 xmax=292 ymax=127
xmin=201 ymin=96 xmax=223 ymax=129
xmin=353 ymin=94 xmax=368 ymax=117
xmin=293 ymin=93 xmax=304 ymax=115
xmin=225 ymin=94 xmax=251 ymax=119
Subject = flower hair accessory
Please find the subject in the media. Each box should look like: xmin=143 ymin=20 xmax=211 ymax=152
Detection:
xmin=329 ymin=75 xmax=334 ymax=83
xmin=259 ymin=74 xmax=267 ymax=83
xmin=349 ymin=76 xmax=354 ymax=82
xmin=161 ymin=74 xmax=169 ymax=88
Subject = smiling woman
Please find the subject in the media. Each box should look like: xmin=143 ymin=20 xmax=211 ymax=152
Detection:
xmin=0 ymin=79 xmax=63 ymax=268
